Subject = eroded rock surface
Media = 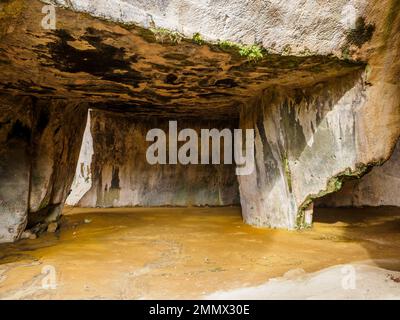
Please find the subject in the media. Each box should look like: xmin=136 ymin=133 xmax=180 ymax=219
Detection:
xmin=317 ymin=139 xmax=400 ymax=207
xmin=0 ymin=94 xmax=87 ymax=242
xmin=238 ymin=0 xmax=400 ymax=228
xmin=0 ymin=0 xmax=363 ymax=118
xmin=238 ymin=72 xmax=368 ymax=228
xmin=0 ymin=0 xmax=399 ymax=241
xmin=67 ymin=110 xmax=239 ymax=207
xmin=0 ymin=95 xmax=32 ymax=243
xmin=48 ymin=0 xmax=367 ymax=55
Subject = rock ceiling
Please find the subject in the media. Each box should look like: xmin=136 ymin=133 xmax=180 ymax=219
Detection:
xmin=0 ymin=0 xmax=363 ymax=118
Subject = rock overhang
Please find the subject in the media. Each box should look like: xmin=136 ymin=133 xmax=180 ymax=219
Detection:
xmin=0 ymin=0 xmax=399 ymax=241
xmin=0 ymin=0 xmax=365 ymax=119
xmin=46 ymin=0 xmax=368 ymax=56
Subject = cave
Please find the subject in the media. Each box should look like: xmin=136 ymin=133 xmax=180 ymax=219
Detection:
xmin=0 ymin=0 xmax=400 ymax=300
xmin=316 ymin=138 xmax=400 ymax=208
xmin=312 ymin=136 xmax=400 ymax=246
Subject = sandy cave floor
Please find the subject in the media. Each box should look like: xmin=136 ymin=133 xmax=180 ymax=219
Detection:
xmin=1 ymin=206 xmax=400 ymax=300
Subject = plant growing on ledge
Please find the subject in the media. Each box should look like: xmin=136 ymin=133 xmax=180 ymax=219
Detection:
xmin=218 ymin=40 xmax=264 ymax=62
xmin=239 ymin=44 xmax=264 ymax=62
xmin=150 ymin=27 xmax=183 ymax=44
xmin=192 ymin=32 xmax=204 ymax=45
xmin=218 ymin=40 xmax=239 ymax=51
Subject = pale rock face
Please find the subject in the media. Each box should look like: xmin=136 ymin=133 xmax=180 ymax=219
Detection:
xmin=0 ymin=95 xmax=88 ymax=243
xmin=66 ymin=110 xmax=94 ymax=206
xmin=318 ymin=139 xmax=400 ymax=207
xmin=238 ymin=71 xmax=368 ymax=228
xmin=0 ymin=96 xmax=32 ymax=243
xmin=289 ymin=73 xmax=367 ymax=208
xmin=69 ymin=110 xmax=240 ymax=208
xmin=47 ymin=0 xmax=367 ymax=55
xmin=236 ymin=0 xmax=400 ymax=228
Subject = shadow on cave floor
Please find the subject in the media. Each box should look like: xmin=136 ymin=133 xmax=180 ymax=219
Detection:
xmin=313 ymin=206 xmax=400 ymax=271
xmin=1 ymin=206 xmax=400 ymax=299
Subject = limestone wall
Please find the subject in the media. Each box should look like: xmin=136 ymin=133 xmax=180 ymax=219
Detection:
xmin=67 ymin=110 xmax=240 ymax=207
xmin=0 ymin=0 xmax=399 ymax=242
xmin=237 ymin=0 xmax=400 ymax=229
xmin=0 ymin=95 xmax=32 ymax=243
xmin=49 ymin=0 xmax=367 ymax=56
xmin=317 ymin=139 xmax=400 ymax=207
xmin=0 ymin=94 xmax=87 ymax=242
xmin=238 ymin=71 xmax=368 ymax=229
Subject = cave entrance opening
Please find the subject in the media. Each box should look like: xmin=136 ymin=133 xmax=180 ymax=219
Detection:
xmin=65 ymin=108 xmax=243 ymax=220
xmin=310 ymin=137 xmax=400 ymax=270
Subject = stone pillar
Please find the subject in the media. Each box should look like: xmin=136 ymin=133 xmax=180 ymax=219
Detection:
xmin=0 ymin=95 xmax=33 ymax=243
xmin=238 ymin=71 xmax=369 ymax=229
xmin=0 ymin=94 xmax=88 ymax=243
xmin=27 ymin=99 xmax=88 ymax=228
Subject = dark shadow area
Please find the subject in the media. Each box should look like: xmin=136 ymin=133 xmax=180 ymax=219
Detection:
xmin=313 ymin=137 xmax=400 ymax=269
xmin=314 ymin=206 xmax=400 ymax=271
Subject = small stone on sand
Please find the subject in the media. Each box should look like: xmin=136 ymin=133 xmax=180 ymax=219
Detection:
xmin=47 ymin=222 xmax=58 ymax=233
xmin=21 ymin=230 xmax=37 ymax=240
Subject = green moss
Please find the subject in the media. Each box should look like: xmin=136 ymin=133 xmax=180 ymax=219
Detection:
xmin=150 ymin=27 xmax=183 ymax=44
xmin=192 ymin=32 xmax=204 ymax=45
xmin=218 ymin=40 xmax=239 ymax=51
xmin=64 ymin=7 xmax=269 ymax=63
xmin=217 ymin=41 xmax=264 ymax=62
xmin=341 ymin=46 xmax=351 ymax=60
xmin=282 ymin=155 xmax=292 ymax=193
xmin=238 ymin=44 xmax=264 ymax=62
xmin=37 ymin=198 xmax=50 ymax=211
xmin=136 ymin=27 xmax=158 ymax=43
xmin=295 ymin=162 xmax=381 ymax=230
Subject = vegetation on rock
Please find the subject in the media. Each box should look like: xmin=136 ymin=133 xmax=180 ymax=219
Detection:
xmin=218 ymin=40 xmax=264 ymax=61
xmin=150 ymin=26 xmax=183 ymax=44
xmin=192 ymin=32 xmax=204 ymax=45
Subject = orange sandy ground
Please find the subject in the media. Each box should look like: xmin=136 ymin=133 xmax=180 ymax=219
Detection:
xmin=0 ymin=206 xmax=399 ymax=299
